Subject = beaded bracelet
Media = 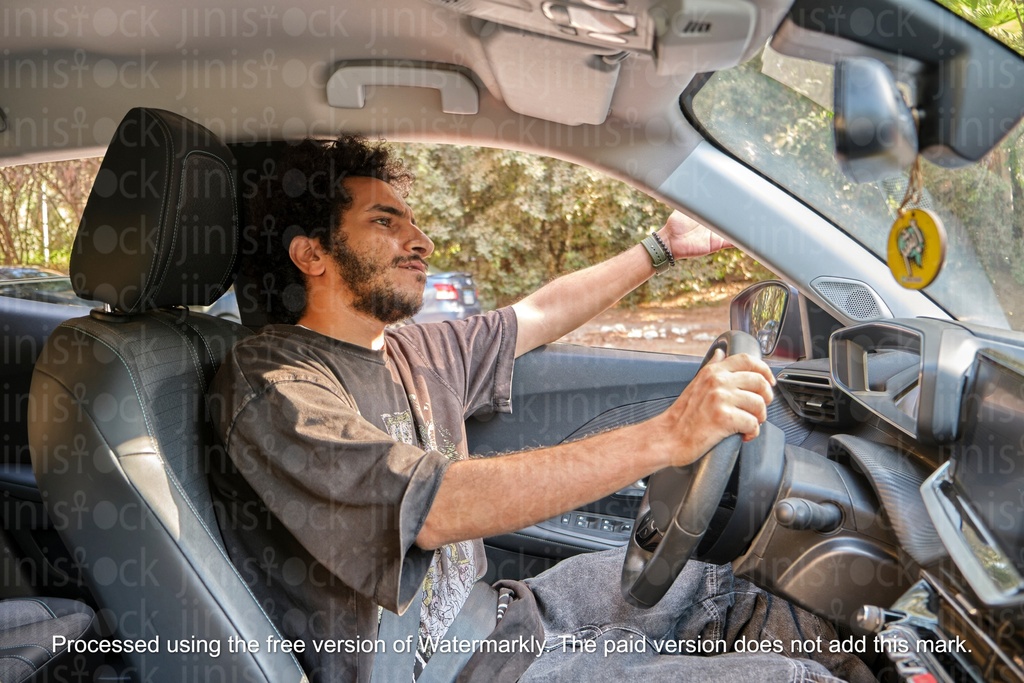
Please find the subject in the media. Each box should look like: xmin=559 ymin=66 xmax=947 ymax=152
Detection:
xmin=650 ymin=232 xmax=676 ymax=267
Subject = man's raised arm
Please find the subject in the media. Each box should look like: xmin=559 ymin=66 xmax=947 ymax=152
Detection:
xmin=511 ymin=211 xmax=731 ymax=357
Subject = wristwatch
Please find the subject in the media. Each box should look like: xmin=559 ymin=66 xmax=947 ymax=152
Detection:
xmin=641 ymin=233 xmax=675 ymax=274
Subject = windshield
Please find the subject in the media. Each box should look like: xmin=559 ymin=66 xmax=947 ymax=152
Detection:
xmin=690 ymin=45 xmax=1024 ymax=330
xmin=937 ymin=0 xmax=1024 ymax=55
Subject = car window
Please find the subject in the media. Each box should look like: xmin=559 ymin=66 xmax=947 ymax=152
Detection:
xmin=2 ymin=149 xmax=775 ymax=349
xmin=0 ymin=157 xmax=240 ymax=316
xmin=0 ymin=277 xmax=98 ymax=307
xmin=552 ymin=277 xmax=767 ymax=356
xmin=0 ymin=159 xmax=101 ymax=307
xmin=0 ymin=159 xmax=100 ymax=271
xmin=393 ymin=143 xmax=777 ymax=356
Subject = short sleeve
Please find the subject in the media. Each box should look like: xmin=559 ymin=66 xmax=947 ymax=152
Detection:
xmin=388 ymin=307 xmax=517 ymax=418
xmin=222 ymin=378 xmax=448 ymax=613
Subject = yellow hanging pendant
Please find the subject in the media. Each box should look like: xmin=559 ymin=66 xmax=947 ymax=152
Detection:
xmin=886 ymin=207 xmax=947 ymax=289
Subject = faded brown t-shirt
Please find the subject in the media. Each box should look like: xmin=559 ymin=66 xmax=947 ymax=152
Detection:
xmin=209 ymin=308 xmax=517 ymax=682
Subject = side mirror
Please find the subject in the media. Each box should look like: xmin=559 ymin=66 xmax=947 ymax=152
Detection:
xmin=833 ymin=57 xmax=918 ymax=183
xmin=730 ymin=281 xmax=805 ymax=360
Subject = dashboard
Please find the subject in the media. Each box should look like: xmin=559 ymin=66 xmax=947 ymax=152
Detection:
xmin=827 ymin=319 xmax=1024 ymax=608
xmin=780 ymin=318 xmax=1024 ymax=682
xmin=474 ymin=313 xmax=1024 ymax=680
xmin=831 ymin=319 xmax=976 ymax=444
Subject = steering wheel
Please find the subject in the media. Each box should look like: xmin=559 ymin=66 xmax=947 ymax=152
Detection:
xmin=621 ymin=330 xmax=762 ymax=608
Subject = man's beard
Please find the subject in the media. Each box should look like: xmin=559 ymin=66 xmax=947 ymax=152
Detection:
xmin=328 ymin=238 xmax=424 ymax=324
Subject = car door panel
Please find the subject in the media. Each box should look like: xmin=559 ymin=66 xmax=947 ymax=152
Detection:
xmin=0 ymin=297 xmax=93 ymax=601
xmin=467 ymin=343 xmax=704 ymax=580
xmin=467 ymin=343 xmax=699 ymax=453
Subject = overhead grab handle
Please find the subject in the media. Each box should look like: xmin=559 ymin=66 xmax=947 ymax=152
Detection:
xmin=326 ymin=63 xmax=479 ymax=115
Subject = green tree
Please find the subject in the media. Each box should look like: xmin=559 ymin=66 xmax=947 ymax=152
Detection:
xmin=392 ymin=143 xmax=765 ymax=308
xmin=0 ymin=159 xmax=100 ymax=270
xmin=935 ymin=0 xmax=1024 ymax=55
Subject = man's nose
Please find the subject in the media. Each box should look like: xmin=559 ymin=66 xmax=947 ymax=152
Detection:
xmin=408 ymin=224 xmax=434 ymax=258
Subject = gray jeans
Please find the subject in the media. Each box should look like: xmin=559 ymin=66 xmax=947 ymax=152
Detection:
xmin=520 ymin=547 xmax=874 ymax=682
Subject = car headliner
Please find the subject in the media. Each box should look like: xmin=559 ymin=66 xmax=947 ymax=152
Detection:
xmin=3 ymin=0 xmax=999 ymax=325
xmin=1 ymin=0 xmax=792 ymax=181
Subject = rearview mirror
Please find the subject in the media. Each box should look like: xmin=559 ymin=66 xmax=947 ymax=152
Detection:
xmin=730 ymin=281 xmax=805 ymax=360
xmin=833 ymin=57 xmax=918 ymax=183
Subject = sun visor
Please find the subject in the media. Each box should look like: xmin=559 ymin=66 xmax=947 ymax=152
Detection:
xmin=480 ymin=24 xmax=623 ymax=126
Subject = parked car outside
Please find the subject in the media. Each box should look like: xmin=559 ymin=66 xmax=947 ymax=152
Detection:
xmin=0 ymin=266 xmax=100 ymax=309
xmin=413 ymin=271 xmax=483 ymax=323
xmin=0 ymin=265 xmax=66 ymax=280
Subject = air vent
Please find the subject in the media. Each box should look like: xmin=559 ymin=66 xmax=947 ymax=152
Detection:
xmin=777 ymin=370 xmax=840 ymax=424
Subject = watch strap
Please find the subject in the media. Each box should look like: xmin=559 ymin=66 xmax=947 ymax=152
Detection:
xmin=641 ymin=233 xmax=672 ymax=273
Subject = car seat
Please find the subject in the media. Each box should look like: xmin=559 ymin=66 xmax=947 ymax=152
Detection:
xmin=28 ymin=108 xmax=307 ymax=682
xmin=0 ymin=597 xmax=97 ymax=682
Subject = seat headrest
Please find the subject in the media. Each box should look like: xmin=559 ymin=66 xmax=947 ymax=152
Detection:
xmin=71 ymin=108 xmax=238 ymax=314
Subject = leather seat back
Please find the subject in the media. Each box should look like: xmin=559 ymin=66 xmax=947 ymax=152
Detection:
xmin=28 ymin=108 xmax=307 ymax=682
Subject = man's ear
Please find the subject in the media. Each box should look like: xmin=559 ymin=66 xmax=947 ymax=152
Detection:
xmin=289 ymin=235 xmax=327 ymax=277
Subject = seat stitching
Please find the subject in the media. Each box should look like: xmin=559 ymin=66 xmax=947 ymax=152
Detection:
xmin=94 ymin=340 xmax=305 ymax=677
xmin=0 ymin=643 xmax=52 ymax=656
xmin=156 ymin=461 xmax=306 ymax=678
xmin=143 ymin=117 xmax=175 ymax=311
xmin=51 ymin=322 xmax=304 ymax=679
xmin=16 ymin=599 xmax=56 ymax=620
xmin=151 ymin=313 xmax=207 ymax=394
xmin=58 ymin=322 xmax=158 ymax=451
xmin=219 ymin=158 xmax=241 ymax=290
xmin=179 ymin=315 xmax=219 ymax=379
xmin=0 ymin=653 xmax=39 ymax=667
xmin=181 ymin=150 xmax=240 ymax=298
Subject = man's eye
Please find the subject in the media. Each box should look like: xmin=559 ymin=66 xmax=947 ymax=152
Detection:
xmin=374 ymin=217 xmax=392 ymax=227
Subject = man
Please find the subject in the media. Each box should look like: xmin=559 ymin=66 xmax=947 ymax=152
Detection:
xmin=210 ymin=136 xmax=872 ymax=682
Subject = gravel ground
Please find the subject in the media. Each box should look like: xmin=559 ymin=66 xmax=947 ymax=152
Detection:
xmin=557 ymin=283 xmax=747 ymax=356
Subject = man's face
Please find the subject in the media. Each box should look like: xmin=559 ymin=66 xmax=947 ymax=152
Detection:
xmin=327 ymin=176 xmax=434 ymax=324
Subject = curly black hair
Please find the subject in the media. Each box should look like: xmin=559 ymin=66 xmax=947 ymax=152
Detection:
xmin=241 ymin=135 xmax=413 ymax=324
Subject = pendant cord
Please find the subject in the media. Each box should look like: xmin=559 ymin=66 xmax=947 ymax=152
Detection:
xmin=897 ymin=109 xmax=923 ymax=215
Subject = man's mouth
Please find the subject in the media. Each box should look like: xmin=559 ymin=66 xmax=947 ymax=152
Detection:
xmin=396 ymin=257 xmax=428 ymax=274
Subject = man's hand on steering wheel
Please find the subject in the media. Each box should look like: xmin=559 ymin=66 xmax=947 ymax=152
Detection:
xmin=654 ymin=346 xmax=775 ymax=469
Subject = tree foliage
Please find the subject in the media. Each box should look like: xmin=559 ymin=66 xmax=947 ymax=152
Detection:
xmin=0 ymin=159 xmax=100 ymax=271
xmin=391 ymin=143 xmax=766 ymax=308
xmin=935 ymin=0 xmax=1024 ymax=55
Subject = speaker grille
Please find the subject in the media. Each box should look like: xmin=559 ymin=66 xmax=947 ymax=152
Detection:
xmin=811 ymin=277 xmax=890 ymax=321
